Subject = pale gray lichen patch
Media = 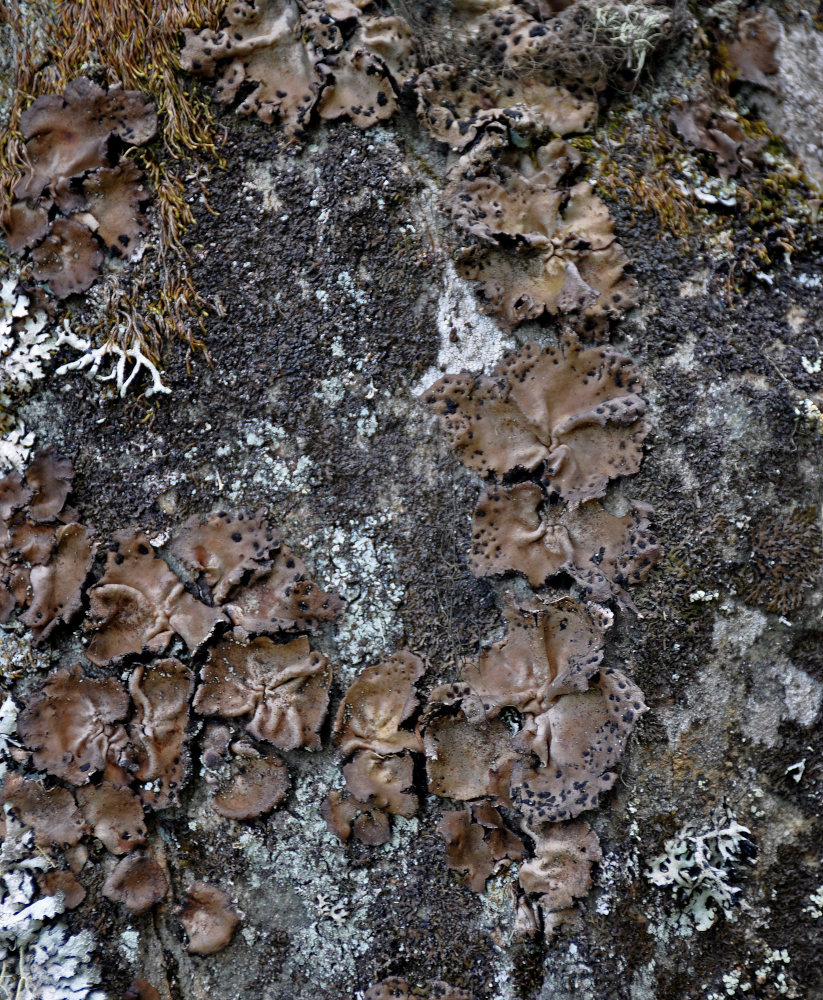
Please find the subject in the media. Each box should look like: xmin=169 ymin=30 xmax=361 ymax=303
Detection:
xmin=308 ymin=516 xmax=405 ymax=675
xmin=647 ymin=801 xmax=757 ymax=935
xmin=117 ymin=928 xmax=140 ymax=966
xmin=219 ymin=758 xmax=392 ymax=991
xmin=413 ymin=262 xmax=514 ymax=396
xmin=0 ymin=808 xmax=106 ymax=1000
xmin=703 ymin=946 xmax=796 ymax=1000
xmin=804 ymin=885 xmax=823 ymax=920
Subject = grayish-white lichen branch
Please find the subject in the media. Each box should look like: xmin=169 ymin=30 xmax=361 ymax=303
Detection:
xmin=56 ymin=337 xmax=171 ymax=398
xmin=0 ymin=703 xmax=107 ymax=1000
xmin=647 ymin=801 xmax=757 ymax=934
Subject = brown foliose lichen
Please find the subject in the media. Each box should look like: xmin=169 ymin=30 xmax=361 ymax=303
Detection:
xmin=2 ymin=78 xmax=156 ymax=298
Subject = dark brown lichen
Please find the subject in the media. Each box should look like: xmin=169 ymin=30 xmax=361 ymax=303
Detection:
xmin=193 ymin=635 xmax=331 ymax=750
xmin=16 ymin=663 xmax=132 ymax=786
xmin=733 ymin=506 xmax=822 ymax=615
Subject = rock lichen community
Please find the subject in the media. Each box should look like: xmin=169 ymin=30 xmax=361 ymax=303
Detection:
xmin=0 ymin=1 xmax=822 ymax=999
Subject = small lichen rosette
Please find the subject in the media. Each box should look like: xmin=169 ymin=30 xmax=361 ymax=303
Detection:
xmin=422 ymin=334 xmax=649 ymax=508
xmin=422 ymin=596 xmax=647 ymax=936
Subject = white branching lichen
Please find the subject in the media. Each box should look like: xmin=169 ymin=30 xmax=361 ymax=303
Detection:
xmin=647 ymin=801 xmax=757 ymax=933
xmin=314 ymin=893 xmax=349 ymax=925
xmin=1 ymin=278 xmax=49 ymax=390
xmin=0 ymin=697 xmax=18 ymax=784
xmin=55 ymin=338 xmax=171 ymax=398
xmin=0 ymin=406 xmax=35 ymax=474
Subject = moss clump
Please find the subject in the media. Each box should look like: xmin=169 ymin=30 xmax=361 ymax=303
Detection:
xmin=0 ymin=0 xmax=223 ymax=364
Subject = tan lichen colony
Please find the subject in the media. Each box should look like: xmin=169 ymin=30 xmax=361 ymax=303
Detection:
xmin=1 ymin=453 xmax=340 ymax=951
xmin=0 ymin=0 xmax=670 ymax=993
xmin=178 ymin=0 xmax=658 ymax=946
xmin=2 ymin=79 xmax=157 ymax=298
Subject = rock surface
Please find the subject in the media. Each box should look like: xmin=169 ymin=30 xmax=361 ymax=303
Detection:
xmin=1 ymin=2 xmax=822 ymax=999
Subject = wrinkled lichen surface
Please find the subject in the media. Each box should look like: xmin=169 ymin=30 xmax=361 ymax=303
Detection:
xmin=2 ymin=2 xmax=823 ymax=999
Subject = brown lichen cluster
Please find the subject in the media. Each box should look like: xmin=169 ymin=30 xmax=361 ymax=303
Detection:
xmin=417 ymin=338 xmax=655 ymax=933
xmin=0 ymin=451 xmax=96 ymax=639
xmin=422 ymin=334 xmax=649 ymax=505
xmin=2 ymin=79 xmax=157 ymax=298
xmin=414 ymin=12 xmax=641 ymax=337
xmin=421 ymin=334 xmax=658 ymax=614
xmin=403 ymin=6 xmax=660 ymax=936
xmin=180 ymin=0 xmax=659 ymax=941
xmin=323 ymin=651 xmax=424 ymax=845
xmin=420 ymin=597 xmax=644 ymax=935
xmin=179 ymin=3 xmax=646 ymax=340
xmin=1 ymin=452 xmax=340 ymax=943
xmin=0 ymin=2 xmax=669 ymax=975
xmin=180 ymin=0 xmax=417 ymax=133
xmin=442 ymin=139 xmax=638 ymax=335
xmin=670 ymin=100 xmax=767 ymax=181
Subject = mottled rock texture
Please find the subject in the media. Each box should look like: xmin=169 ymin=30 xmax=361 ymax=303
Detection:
xmin=1 ymin=2 xmax=823 ymax=1000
